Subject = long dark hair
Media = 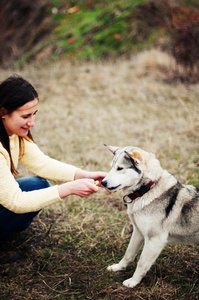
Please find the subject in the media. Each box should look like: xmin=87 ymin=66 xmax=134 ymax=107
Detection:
xmin=0 ymin=74 xmax=38 ymax=175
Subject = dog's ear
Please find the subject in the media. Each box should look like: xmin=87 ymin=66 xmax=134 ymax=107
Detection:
xmin=124 ymin=150 xmax=142 ymax=166
xmin=104 ymin=144 xmax=119 ymax=154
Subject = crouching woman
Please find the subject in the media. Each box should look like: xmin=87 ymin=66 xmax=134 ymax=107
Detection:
xmin=0 ymin=74 xmax=106 ymax=241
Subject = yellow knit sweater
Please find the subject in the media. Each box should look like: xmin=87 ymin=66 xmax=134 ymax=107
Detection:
xmin=0 ymin=134 xmax=78 ymax=213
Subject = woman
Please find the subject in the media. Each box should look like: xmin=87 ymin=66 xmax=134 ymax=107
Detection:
xmin=0 ymin=74 xmax=106 ymax=241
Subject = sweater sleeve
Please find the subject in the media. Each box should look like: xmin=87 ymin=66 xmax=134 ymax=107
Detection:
xmin=19 ymin=138 xmax=78 ymax=182
xmin=0 ymin=151 xmax=62 ymax=213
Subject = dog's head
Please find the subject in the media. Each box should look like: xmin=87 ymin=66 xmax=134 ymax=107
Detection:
xmin=101 ymin=145 xmax=162 ymax=195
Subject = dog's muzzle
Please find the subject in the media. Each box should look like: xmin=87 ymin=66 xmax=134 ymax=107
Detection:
xmin=101 ymin=180 xmax=121 ymax=191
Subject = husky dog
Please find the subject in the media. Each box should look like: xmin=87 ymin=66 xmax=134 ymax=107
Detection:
xmin=101 ymin=145 xmax=199 ymax=288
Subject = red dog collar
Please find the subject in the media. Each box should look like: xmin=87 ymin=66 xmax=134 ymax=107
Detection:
xmin=123 ymin=181 xmax=155 ymax=204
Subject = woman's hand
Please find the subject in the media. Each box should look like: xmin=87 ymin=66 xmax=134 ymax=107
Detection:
xmin=58 ymin=169 xmax=108 ymax=199
xmin=58 ymin=178 xmax=99 ymax=199
xmin=74 ymin=169 xmax=107 ymax=186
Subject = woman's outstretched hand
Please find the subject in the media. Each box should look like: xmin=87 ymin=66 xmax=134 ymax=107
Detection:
xmin=66 ymin=178 xmax=99 ymax=197
xmin=58 ymin=178 xmax=98 ymax=199
xmin=58 ymin=169 xmax=108 ymax=199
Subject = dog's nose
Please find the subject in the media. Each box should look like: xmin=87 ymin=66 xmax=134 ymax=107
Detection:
xmin=101 ymin=180 xmax=107 ymax=188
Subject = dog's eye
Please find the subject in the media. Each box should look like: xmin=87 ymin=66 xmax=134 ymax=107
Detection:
xmin=117 ymin=167 xmax=123 ymax=171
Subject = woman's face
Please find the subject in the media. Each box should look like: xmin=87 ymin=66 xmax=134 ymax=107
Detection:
xmin=2 ymin=98 xmax=38 ymax=137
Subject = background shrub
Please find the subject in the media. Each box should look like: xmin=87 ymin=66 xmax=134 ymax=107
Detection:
xmin=167 ymin=4 xmax=199 ymax=80
xmin=1 ymin=0 xmax=199 ymax=81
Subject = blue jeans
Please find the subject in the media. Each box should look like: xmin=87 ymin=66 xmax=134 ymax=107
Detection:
xmin=0 ymin=176 xmax=50 ymax=240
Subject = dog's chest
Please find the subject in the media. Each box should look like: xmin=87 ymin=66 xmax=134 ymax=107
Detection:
xmin=127 ymin=204 xmax=163 ymax=236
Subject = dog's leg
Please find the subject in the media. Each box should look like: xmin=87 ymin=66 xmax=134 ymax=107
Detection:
xmin=107 ymin=225 xmax=144 ymax=272
xmin=123 ymin=236 xmax=167 ymax=288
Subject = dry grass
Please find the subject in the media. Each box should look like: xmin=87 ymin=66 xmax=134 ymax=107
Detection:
xmin=0 ymin=49 xmax=199 ymax=299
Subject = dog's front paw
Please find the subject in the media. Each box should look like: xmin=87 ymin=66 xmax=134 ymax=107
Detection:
xmin=123 ymin=278 xmax=139 ymax=288
xmin=107 ymin=263 xmax=126 ymax=272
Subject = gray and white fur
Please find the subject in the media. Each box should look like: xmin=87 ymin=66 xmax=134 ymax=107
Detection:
xmin=102 ymin=145 xmax=199 ymax=288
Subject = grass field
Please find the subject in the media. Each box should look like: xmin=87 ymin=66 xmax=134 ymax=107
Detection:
xmin=0 ymin=49 xmax=199 ymax=299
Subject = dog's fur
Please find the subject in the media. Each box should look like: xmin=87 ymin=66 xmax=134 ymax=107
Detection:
xmin=101 ymin=145 xmax=199 ymax=288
